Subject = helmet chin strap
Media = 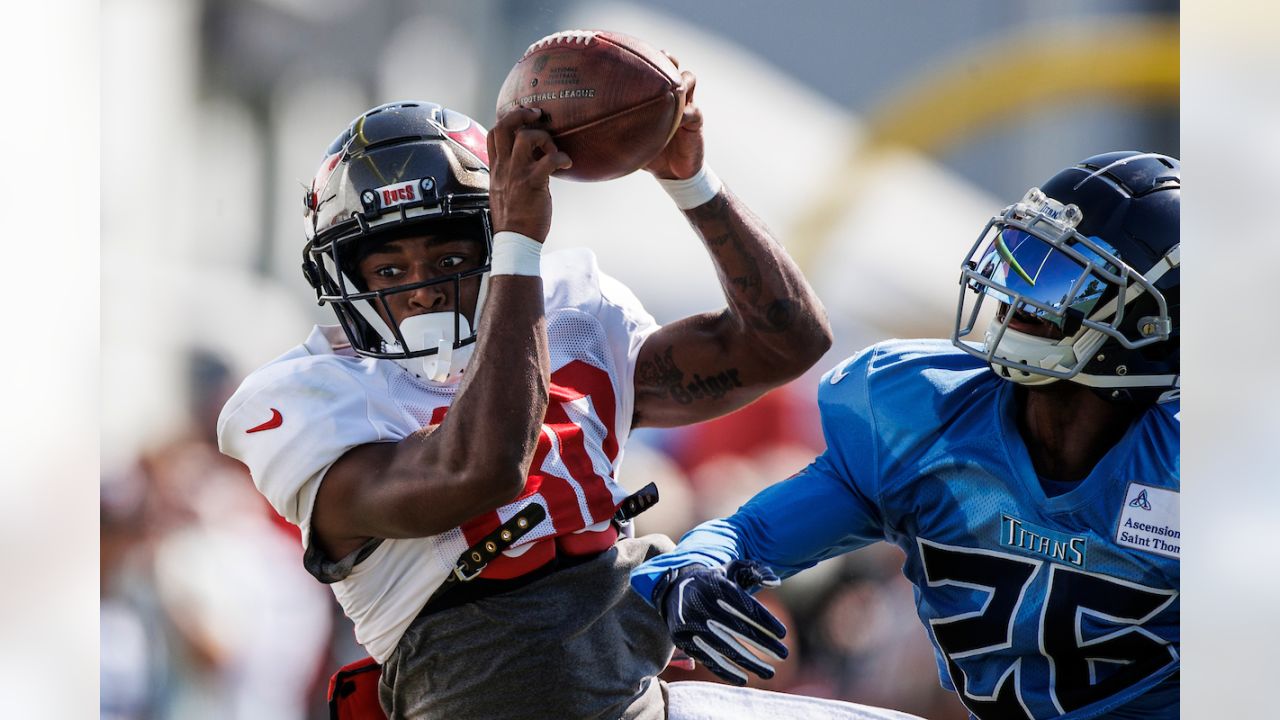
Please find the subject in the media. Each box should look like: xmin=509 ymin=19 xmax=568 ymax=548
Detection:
xmin=982 ymin=323 xmax=1108 ymax=386
xmin=983 ymin=324 xmax=1069 ymax=385
xmin=386 ymin=312 xmax=476 ymax=383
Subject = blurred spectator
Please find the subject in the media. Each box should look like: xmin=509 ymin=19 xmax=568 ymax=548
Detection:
xmin=101 ymin=469 xmax=169 ymax=719
xmin=102 ymin=350 xmax=336 ymax=719
xmin=615 ymin=442 xmax=699 ymax=544
xmin=149 ymin=456 xmax=332 ymax=719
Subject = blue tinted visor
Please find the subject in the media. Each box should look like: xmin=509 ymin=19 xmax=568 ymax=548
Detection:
xmin=972 ymin=227 xmax=1118 ymax=328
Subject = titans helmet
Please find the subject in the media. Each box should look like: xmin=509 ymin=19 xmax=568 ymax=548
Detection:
xmin=301 ymin=101 xmax=492 ymax=382
xmin=953 ymin=151 xmax=1180 ymax=404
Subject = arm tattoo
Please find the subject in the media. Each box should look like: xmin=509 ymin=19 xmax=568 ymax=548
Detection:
xmin=687 ymin=193 xmax=796 ymax=334
xmin=636 ymin=345 xmax=743 ymax=405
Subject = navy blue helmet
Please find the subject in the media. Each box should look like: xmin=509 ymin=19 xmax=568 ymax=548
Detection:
xmin=954 ymin=151 xmax=1180 ymax=403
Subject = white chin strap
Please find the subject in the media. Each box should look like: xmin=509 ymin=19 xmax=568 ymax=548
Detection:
xmin=984 ymin=324 xmax=1066 ymax=385
xmin=385 ymin=312 xmax=476 ymax=383
xmin=984 ymin=321 xmax=1179 ymax=393
xmin=982 ymin=323 xmax=1103 ymax=386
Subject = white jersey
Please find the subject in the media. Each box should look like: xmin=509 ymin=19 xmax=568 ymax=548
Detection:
xmin=217 ymin=248 xmax=660 ymax=662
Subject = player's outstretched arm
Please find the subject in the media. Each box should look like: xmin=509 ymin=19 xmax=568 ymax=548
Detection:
xmin=633 ymin=66 xmax=832 ymax=428
xmin=309 ymin=108 xmax=571 ymax=561
xmin=632 ymin=456 xmax=883 ymax=684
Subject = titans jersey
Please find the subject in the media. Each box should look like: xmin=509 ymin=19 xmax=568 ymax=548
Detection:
xmin=220 ymin=249 xmax=659 ymax=662
xmin=632 ymin=339 xmax=1179 ymax=720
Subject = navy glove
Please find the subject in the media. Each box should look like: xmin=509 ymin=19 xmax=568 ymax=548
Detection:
xmin=652 ymin=559 xmax=788 ymax=685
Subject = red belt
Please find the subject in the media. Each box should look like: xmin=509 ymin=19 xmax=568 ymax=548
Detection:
xmin=419 ymin=526 xmax=618 ymax=617
xmin=478 ymin=524 xmax=619 ymax=580
xmin=422 ymin=483 xmax=657 ymax=614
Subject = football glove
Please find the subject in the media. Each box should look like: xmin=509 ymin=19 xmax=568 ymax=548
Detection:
xmin=652 ymin=559 xmax=788 ymax=685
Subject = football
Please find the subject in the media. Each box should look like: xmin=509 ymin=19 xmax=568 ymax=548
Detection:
xmin=497 ymin=30 xmax=685 ymax=182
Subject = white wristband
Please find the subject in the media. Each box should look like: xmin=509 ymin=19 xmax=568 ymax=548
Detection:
xmin=657 ymin=166 xmax=723 ymax=210
xmin=489 ymin=231 xmax=543 ymax=276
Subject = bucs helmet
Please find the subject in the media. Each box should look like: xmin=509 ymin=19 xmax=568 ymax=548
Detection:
xmin=301 ymin=101 xmax=492 ymax=382
xmin=953 ymin=151 xmax=1180 ymax=403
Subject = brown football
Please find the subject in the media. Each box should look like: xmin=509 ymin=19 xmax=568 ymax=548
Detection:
xmin=496 ymin=30 xmax=685 ymax=182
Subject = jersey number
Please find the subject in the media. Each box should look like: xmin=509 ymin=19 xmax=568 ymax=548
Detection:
xmin=459 ymin=361 xmax=621 ymax=548
xmin=918 ymin=539 xmax=1177 ymax=719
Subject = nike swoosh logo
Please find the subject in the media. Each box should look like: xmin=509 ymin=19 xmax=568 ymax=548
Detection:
xmin=246 ymin=408 xmax=283 ymax=433
xmin=829 ymin=357 xmax=856 ymax=385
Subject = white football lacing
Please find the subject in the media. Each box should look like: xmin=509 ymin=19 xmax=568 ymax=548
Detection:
xmin=524 ymin=30 xmax=597 ymax=56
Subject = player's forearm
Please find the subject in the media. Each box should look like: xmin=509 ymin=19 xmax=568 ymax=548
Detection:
xmin=632 ymin=503 xmax=818 ymax=602
xmin=312 ymin=279 xmax=548 ymax=545
xmin=434 ymin=275 xmax=549 ymax=500
xmin=684 ymin=189 xmax=832 ymax=375
xmin=630 ymin=517 xmax=746 ymax=604
xmin=630 ymin=460 xmax=880 ymax=604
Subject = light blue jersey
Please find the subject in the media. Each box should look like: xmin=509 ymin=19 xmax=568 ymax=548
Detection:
xmin=633 ymin=339 xmax=1179 ymax=720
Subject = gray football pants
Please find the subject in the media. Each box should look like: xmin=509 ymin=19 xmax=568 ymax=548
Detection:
xmin=378 ymin=534 xmax=675 ymax=720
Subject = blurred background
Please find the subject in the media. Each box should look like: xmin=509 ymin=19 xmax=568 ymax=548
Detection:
xmin=94 ymin=1 xmax=1187 ymax=718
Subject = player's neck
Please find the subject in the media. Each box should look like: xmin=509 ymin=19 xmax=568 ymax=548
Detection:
xmin=1014 ymin=383 xmax=1141 ymax=484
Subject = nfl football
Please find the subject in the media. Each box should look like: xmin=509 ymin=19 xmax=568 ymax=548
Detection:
xmin=497 ymin=30 xmax=685 ymax=182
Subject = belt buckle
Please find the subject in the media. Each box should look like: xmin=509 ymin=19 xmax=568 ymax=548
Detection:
xmin=447 ymin=504 xmax=548 ymax=585
xmin=452 ymin=563 xmax=485 ymax=583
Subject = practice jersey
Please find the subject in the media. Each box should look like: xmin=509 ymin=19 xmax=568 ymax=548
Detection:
xmin=219 ymin=248 xmax=659 ymax=663
xmin=632 ymin=339 xmax=1179 ymax=720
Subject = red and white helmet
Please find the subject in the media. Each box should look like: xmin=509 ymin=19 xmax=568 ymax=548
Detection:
xmin=301 ymin=101 xmax=492 ymax=382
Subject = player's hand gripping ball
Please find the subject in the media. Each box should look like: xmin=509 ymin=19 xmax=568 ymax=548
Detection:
xmin=496 ymin=30 xmax=686 ymax=182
